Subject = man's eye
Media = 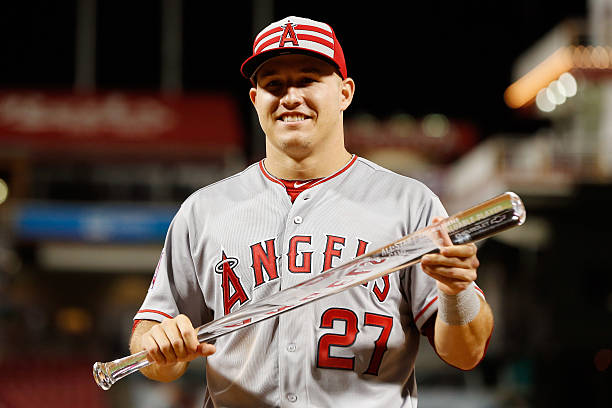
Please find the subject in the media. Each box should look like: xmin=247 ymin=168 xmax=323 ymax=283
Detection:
xmin=265 ymin=80 xmax=282 ymax=89
xmin=300 ymin=77 xmax=316 ymax=85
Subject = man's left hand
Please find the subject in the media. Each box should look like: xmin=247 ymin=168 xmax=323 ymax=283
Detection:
xmin=421 ymin=216 xmax=480 ymax=295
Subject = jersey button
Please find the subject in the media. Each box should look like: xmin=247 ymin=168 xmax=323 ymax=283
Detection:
xmin=293 ymin=216 xmax=303 ymax=224
xmin=287 ymin=343 xmax=296 ymax=352
xmin=287 ymin=393 xmax=298 ymax=403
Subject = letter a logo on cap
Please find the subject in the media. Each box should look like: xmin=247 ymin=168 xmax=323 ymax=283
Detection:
xmin=241 ymin=16 xmax=348 ymax=80
xmin=279 ymin=23 xmax=299 ymax=47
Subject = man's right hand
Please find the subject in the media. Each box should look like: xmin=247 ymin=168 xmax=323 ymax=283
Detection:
xmin=130 ymin=315 xmax=216 ymax=382
xmin=140 ymin=314 xmax=216 ymax=365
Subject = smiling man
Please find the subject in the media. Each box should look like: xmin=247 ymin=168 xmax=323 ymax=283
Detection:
xmin=249 ymin=54 xmax=354 ymax=178
xmin=129 ymin=16 xmax=494 ymax=407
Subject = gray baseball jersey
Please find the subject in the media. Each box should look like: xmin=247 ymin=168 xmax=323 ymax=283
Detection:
xmin=135 ymin=156 xmax=476 ymax=407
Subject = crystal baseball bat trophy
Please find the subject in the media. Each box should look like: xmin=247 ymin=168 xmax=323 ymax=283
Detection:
xmin=93 ymin=191 xmax=526 ymax=390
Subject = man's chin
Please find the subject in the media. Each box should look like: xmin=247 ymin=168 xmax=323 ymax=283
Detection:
xmin=277 ymin=139 xmax=315 ymax=159
xmin=276 ymin=132 xmax=311 ymax=147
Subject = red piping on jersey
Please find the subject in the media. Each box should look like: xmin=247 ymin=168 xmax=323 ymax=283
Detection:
xmin=414 ymin=295 xmax=438 ymax=323
xmin=259 ymin=160 xmax=286 ymax=187
xmin=311 ymin=155 xmax=357 ymax=186
xmin=137 ymin=309 xmax=173 ymax=319
xmin=259 ymin=155 xmax=358 ymax=188
xmin=132 ymin=319 xmax=142 ymax=334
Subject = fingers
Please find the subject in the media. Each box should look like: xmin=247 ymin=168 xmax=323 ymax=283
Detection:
xmin=421 ymin=238 xmax=480 ymax=294
xmin=423 ymin=269 xmax=473 ymax=292
xmin=176 ymin=315 xmax=199 ymax=355
xmin=176 ymin=316 xmax=216 ymax=357
xmin=142 ymin=326 xmax=171 ymax=364
xmin=141 ymin=314 xmax=215 ymax=366
xmin=440 ymin=243 xmax=477 ymax=259
xmin=422 ymin=264 xmax=476 ymax=283
xmin=421 ymin=263 xmax=476 ymax=295
xmin=422 ymin=244 xmax=479 ymax=269
xmin=431 ymin=216 xmax=453 ymax=247
xmin=422 ymin=258 xmax=477 ymax=277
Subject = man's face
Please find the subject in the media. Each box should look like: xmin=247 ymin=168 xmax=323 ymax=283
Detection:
xmin=249 ymin=54 xmax=354 ymax=159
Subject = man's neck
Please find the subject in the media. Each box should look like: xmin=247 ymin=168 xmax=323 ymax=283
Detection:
xmin=263 ymin=147 xmax=353 ymax=180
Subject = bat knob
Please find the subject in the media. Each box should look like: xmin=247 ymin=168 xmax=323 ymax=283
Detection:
xmin=93 ymin=361 xmax=113 ymax=390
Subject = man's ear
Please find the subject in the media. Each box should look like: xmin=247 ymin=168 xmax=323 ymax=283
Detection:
xmin=340 ymin=77 xmax=355 ymax=111
xmin=249 ymin=87 xmax=257 ymax=106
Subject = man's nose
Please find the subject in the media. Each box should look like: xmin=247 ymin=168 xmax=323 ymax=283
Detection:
xmin=280 ymin=86 xmax=301 ymax=108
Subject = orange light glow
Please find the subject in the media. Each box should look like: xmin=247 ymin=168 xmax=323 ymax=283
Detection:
xmin=506 ymin=45 xmax=612 ymax=109
xmin=504 ymin=47 xmax=573 ymax=109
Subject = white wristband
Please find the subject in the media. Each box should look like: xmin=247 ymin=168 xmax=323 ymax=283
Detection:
xmin=437 ymin=285 xmax=481 ymax=326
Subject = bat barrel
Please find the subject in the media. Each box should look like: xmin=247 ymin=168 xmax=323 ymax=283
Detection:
xmin=446 ymin=191 xmax=526 ymax=244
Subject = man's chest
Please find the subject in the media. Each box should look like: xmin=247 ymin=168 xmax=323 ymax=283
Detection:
xmin=193 ymin=190 xmax=409 ymax=317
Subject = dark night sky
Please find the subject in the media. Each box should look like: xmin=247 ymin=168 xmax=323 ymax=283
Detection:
xmin=0 ymin=1 xmax=588 ymax=141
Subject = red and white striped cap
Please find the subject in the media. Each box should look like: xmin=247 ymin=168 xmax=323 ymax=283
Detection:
xmin=241 ymin=16 xmax=347 ymax=81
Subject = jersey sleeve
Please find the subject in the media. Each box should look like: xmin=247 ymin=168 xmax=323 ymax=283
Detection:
xmin=401 ymin=192 xmax=448 ymax=332
xmin=134 ymin=204 xmax=209 ymax=327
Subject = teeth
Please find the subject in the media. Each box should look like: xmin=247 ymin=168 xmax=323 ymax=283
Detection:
xmin=282 ymin=114 xmax=306 ymax=122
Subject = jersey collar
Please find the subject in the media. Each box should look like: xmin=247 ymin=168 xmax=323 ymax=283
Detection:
xmin=259 ymin=154 xmax=358 ymax=189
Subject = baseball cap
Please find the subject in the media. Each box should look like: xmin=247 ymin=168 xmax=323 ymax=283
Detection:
xmin=241 ymin=16 xmax=347 ymax=81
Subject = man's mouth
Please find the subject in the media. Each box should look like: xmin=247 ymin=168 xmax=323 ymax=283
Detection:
xmin=279 ymin=113 xmax=309 ymax=123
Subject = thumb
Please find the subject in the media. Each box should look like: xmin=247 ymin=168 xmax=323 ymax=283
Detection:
xmin=197 ymin=342 xmax=216 ymax=356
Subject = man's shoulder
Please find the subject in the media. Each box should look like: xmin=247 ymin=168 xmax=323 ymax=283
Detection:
xmin=352 ymin=156 xmax=437 ymax=196
xmin=181 ymin=161 xmax=261 ymax=207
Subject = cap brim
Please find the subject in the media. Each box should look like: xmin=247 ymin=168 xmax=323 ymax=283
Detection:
xmin=241 ymin=48 xmax=343 ymax=81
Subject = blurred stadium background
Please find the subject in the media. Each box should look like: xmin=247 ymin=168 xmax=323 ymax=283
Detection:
xmin=1 ymin=1 xmax=611 ymax=407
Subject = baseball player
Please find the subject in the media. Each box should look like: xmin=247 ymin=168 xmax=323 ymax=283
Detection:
xmin=130 ymin=16 xmax=494 ymax=407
